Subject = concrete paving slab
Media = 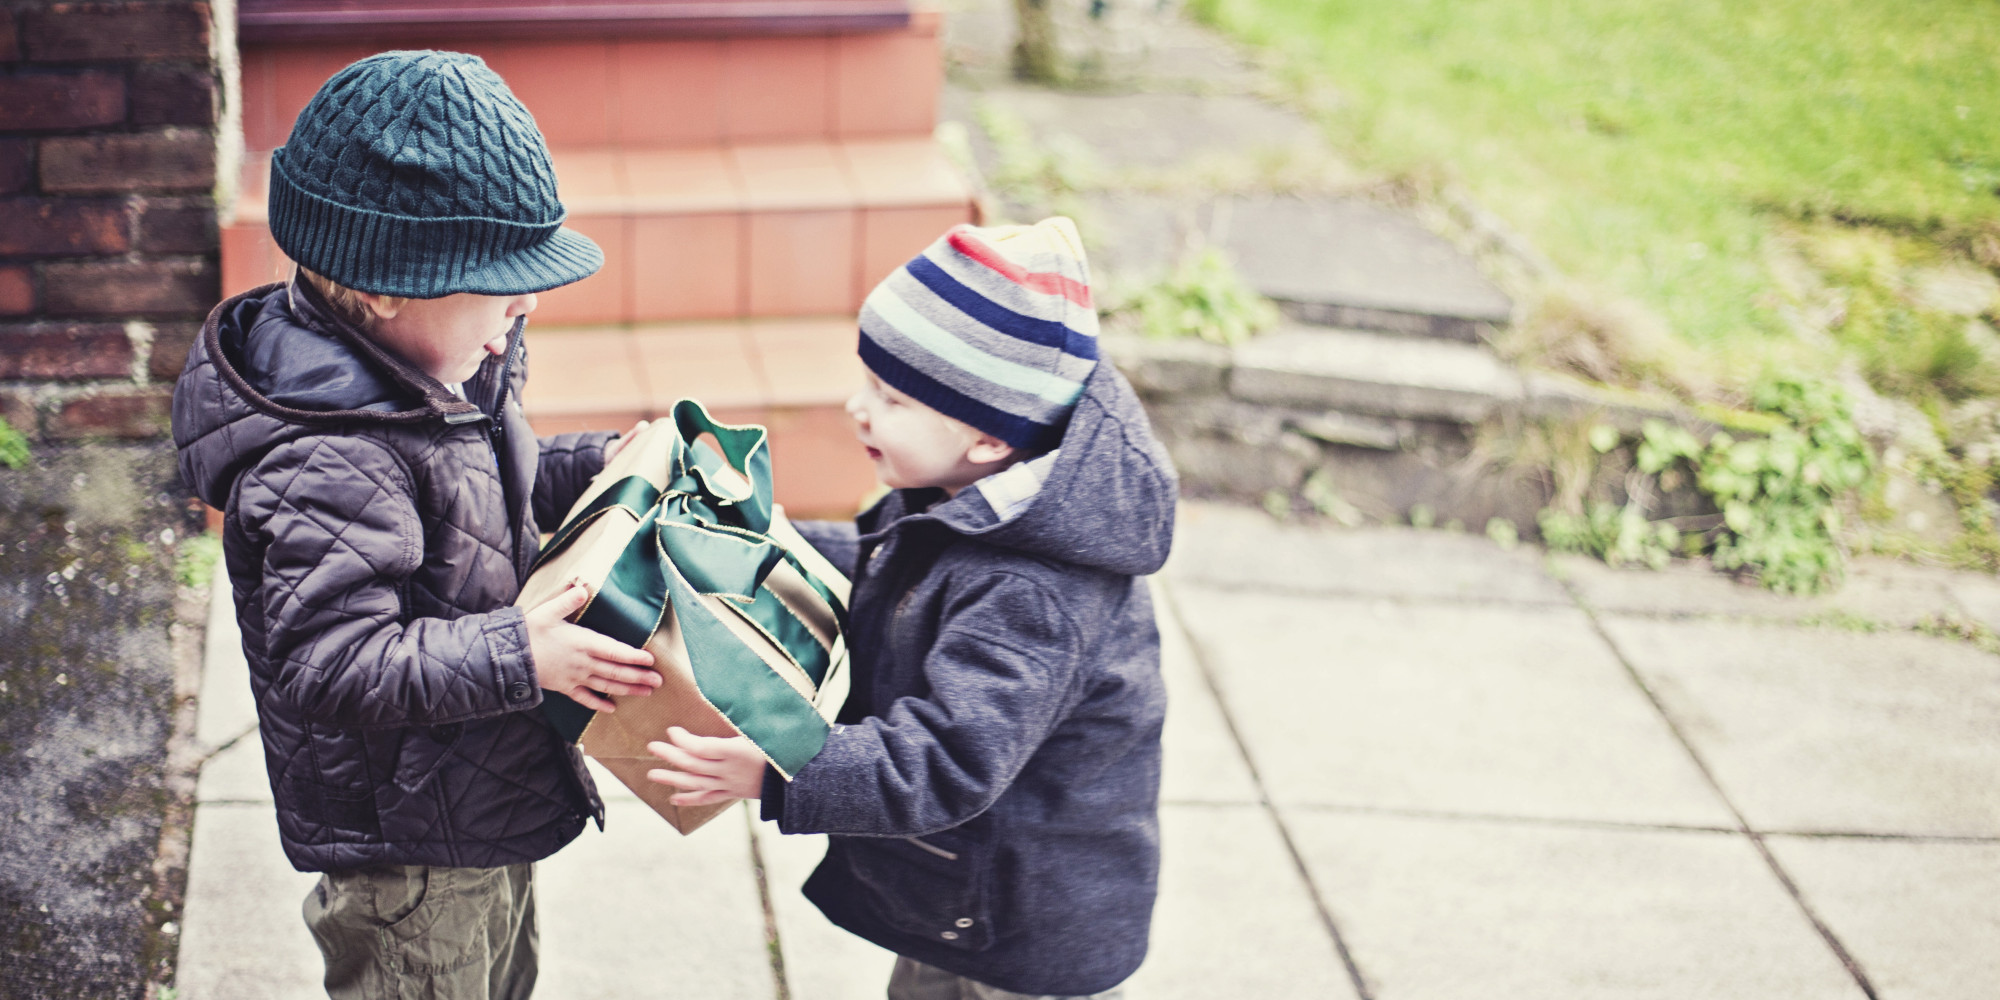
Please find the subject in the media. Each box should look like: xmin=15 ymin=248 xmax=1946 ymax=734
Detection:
xmin=538 ymin=801 xmax=775 ymax=1000
xmin=1285 ymin=811 xmax=1863 ymax=1000
xmin=1226 ymin=196 xmax=1513 ymax=327
xmin=1231 ymin=325 xmax=1523 ymax=424
xmin=1766 ymin=836 xmax=2000 ymax=1000
xmin=1156 ymin=581 xmax=1259 ymax=805
xmin=1125 ymin=804 xmax=1359 ymax=1000
xmin=197 ymin=576 xmax=257 ymax=748
xmin=1602 ymin=618 xmax=2000 ymax=837
xmin=1069 ymin=194 xmax=1511 ymax=340
xmin=1555 ymin=553 xmax=1967 ymax=629
xmin=752 ymin=822 xmax=900 ymax=1000
xmin=1173 ymin=585 xmax=1733 ymax=826
xmin=1940 ymin=569 xmax=2000 ymax=634
xmin=175 ymin=804 xmax=325 ymax=1000
xmin=196 ymin=730 xmax=271 ymax=804
xmin=1166 ymin=502 xmax=1569 ymax=606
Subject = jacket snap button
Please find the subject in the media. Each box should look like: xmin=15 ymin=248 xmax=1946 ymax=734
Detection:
xmin=940 ymin=931 xmax=959 ymax=941
xmin=954 ymin=918 xmax=974 ymax=928
xmin=507 ymin=681 xmax=532 ymax=702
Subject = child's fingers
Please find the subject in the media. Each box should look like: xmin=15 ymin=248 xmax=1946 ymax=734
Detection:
xmin=584 ymin=677 xmax=653 ymax=699
xmin=644 ymin=767 xmax=710 ymax=791
xmin=531 ymin=580 xmax=592 ymax=621
xmin=669 ymin=789 xmax=736 ymax=808
xmin=665 ymin=726 xmax=738 ymax=758
xmin=588 ymin=660 xmax=661 ymax=688
xmin=581 ymin=632 xmax=655 ymax=668
xmin=566 ymin=686 xmax=616 ymax=713
xmin=646 ymin=739 xmax=721 ymax=777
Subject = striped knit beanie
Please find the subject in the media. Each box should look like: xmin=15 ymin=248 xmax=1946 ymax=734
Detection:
xmin=858 ymin=218 xmax=1098 ymax=453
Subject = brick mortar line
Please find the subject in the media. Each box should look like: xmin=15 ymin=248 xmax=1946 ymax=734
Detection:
xmin=1155 ymin=578 xmax=1375 ymax=1000
xmin=1560 ymin=577 xmax=1884 ymax=1000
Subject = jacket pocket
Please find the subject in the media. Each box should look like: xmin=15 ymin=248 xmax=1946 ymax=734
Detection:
xmin=840 ymin=825 xmax=996 ymax=952
xmin=382 ymin=725 xmax=458 ymax=796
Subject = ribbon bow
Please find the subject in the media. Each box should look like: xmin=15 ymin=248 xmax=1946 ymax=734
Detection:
xmin=534 ymin=400 xmax=848 ymax=778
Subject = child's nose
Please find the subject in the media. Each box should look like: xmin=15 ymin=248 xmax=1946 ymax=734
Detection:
xmin=509 ymin=292 xmax=538 ymax=317
xmin=843 ymin=391 xmax=866 ymax=422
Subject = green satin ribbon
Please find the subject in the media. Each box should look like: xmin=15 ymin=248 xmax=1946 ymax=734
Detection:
xmin=535 ymin=400 xmax=847 ymax=777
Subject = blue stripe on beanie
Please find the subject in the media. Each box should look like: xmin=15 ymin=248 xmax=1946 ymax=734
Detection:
xmin=856 ymin=218 xmax=1098 ymax=451
xmin=859 ymin=337 xmax=1061 ymax=453
xmin=904 ymin=255 xmax=1100 ymax=360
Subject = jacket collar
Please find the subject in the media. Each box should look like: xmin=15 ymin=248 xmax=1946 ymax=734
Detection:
xmin=201 ymin=278 xmax=492 ymax=428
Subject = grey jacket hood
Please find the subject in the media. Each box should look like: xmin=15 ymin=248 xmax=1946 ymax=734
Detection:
xmin=925 ymin=360 xmax=1177 ymax=576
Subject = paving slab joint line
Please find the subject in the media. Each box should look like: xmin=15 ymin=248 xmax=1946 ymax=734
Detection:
xmin=1559 ymin=581 xmax=1885 ymax=1000
xmin=744 ymin=804 xmax=793 ymax=1000
xmin=194 ymin=722 xmax=258 ymax=770
xmin=1166 ymin=576 xmax=1569 ymax=612
xmin=1155 ymin=578 xmax=1376 ymax=1000
xmin=1275 ymin=801 xmax=1741 ymax=837
xmin=1760 ymin=829 xmax=2000 ymax=845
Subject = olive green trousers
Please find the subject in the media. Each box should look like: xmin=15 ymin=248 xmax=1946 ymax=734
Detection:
xmin=303 ymin=863 xmax=536 ymax=1000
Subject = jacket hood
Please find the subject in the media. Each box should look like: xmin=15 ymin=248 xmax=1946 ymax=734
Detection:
xmin=925 ymin=361 xmax=1178 ymax=575
xmin=173 ymin=280 xmax=496 ymax=510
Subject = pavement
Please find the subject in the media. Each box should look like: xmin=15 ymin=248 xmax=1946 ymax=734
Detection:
xmin=175 ymin=501 xmax=2000 ymax=1000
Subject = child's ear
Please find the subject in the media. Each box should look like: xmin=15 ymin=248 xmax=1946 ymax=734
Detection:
xmin=358 ymin=291 xmax=406 ymax=321
xmin=965 ymin=433 xmax=1015 ymax=466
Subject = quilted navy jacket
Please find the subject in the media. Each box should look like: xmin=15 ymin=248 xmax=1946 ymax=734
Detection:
xmin=173 ymin=280 xmax=609 ymax=872
xmin=765 ymin=360 xmax=1178 ymax=995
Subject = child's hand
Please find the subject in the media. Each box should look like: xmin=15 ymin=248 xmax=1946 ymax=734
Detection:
xmin=646 ymin=727 xmax=767 ymax=806
xmin=602 ymin=420 xmax=649 ymax=464
xmin=527 ymin=581 xmax=659 ymax=712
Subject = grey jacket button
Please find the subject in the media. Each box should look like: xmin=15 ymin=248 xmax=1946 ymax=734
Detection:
xmin=507 ymin=681 xmax=533 ymax=702
xmin=940 ymin=930 xmax=959 ymax=941
xmin=954 ymin=917 xmax=974 ymax=928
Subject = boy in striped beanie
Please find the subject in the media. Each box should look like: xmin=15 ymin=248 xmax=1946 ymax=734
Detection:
xmin=647 ymin=218 xmax=1180 ymax=998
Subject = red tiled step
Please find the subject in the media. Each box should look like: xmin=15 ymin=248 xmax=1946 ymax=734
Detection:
xmin=222 ymin=138 xmax=978 ymax=324
xmin=238 ymin=9 xmax=943 ymax=151
xmin=239 ymin=0 xmax=911 ymax=44
xmin=520 ymin=317 xmax=878 ymax=518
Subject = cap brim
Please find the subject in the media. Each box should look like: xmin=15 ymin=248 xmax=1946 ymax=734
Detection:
xmin=448 ymin=225 xmax=604 ymax=296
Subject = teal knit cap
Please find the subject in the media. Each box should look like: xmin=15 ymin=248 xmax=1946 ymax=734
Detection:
xmin=268 ymin=50 xmax=602 ymax=298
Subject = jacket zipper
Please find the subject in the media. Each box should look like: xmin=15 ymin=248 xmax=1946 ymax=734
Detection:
xmin=904 ymin=836 xmax=959 ymax=861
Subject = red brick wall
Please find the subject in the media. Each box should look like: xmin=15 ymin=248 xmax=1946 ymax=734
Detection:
xmin=0 ymin=1 xmax=221 ymax=443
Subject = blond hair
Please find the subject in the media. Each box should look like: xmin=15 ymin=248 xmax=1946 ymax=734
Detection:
xmin=297 ymin=268 xmax=405 ymax=328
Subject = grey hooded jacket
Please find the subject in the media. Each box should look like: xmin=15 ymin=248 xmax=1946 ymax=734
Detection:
xmin=763 ymin=360 xmax=1178 ymax=996
xmin=173 ymin=280 xmax=608 ymax=872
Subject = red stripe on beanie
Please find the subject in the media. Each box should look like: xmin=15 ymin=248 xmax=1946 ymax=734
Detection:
xmin=947 ymin=226 xmax=1093 ymax=308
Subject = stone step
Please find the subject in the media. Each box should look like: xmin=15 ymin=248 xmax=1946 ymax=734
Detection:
xmin=222 ymin=137 xmax=978 ymax=324
xmin=519 ymin=318 xmax=876 ymax=519
xmin=239 ymin=9 xmax=944 ymax=151
xmin=1083 ymin=194 xmax=1515 ymax=342
xmin=1109 ymin=326 xmax=1684 ymax=528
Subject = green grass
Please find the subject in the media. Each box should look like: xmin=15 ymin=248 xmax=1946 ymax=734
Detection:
xmin=1189 ymin=0 xmax=2000 ymax=365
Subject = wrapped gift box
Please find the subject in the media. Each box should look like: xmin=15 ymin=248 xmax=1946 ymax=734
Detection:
xmin=516 ymin=402 xmax=851 ymax=834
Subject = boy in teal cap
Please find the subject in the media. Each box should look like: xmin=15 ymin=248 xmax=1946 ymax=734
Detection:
xmin=173 ymin=51 xmax=658 ymax=998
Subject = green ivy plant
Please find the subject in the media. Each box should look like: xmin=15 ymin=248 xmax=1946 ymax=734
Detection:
xmin=1129 ymin=247 xmax=1281 ymax=346
xmin=0 ymin=417 xmax=29 ymax=470
xmin=1542 ymin=377 xmax=1873 ymax=593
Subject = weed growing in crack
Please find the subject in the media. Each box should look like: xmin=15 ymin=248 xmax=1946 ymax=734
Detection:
xmin=1541 ymin=376 xmax=1872 ymax=593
